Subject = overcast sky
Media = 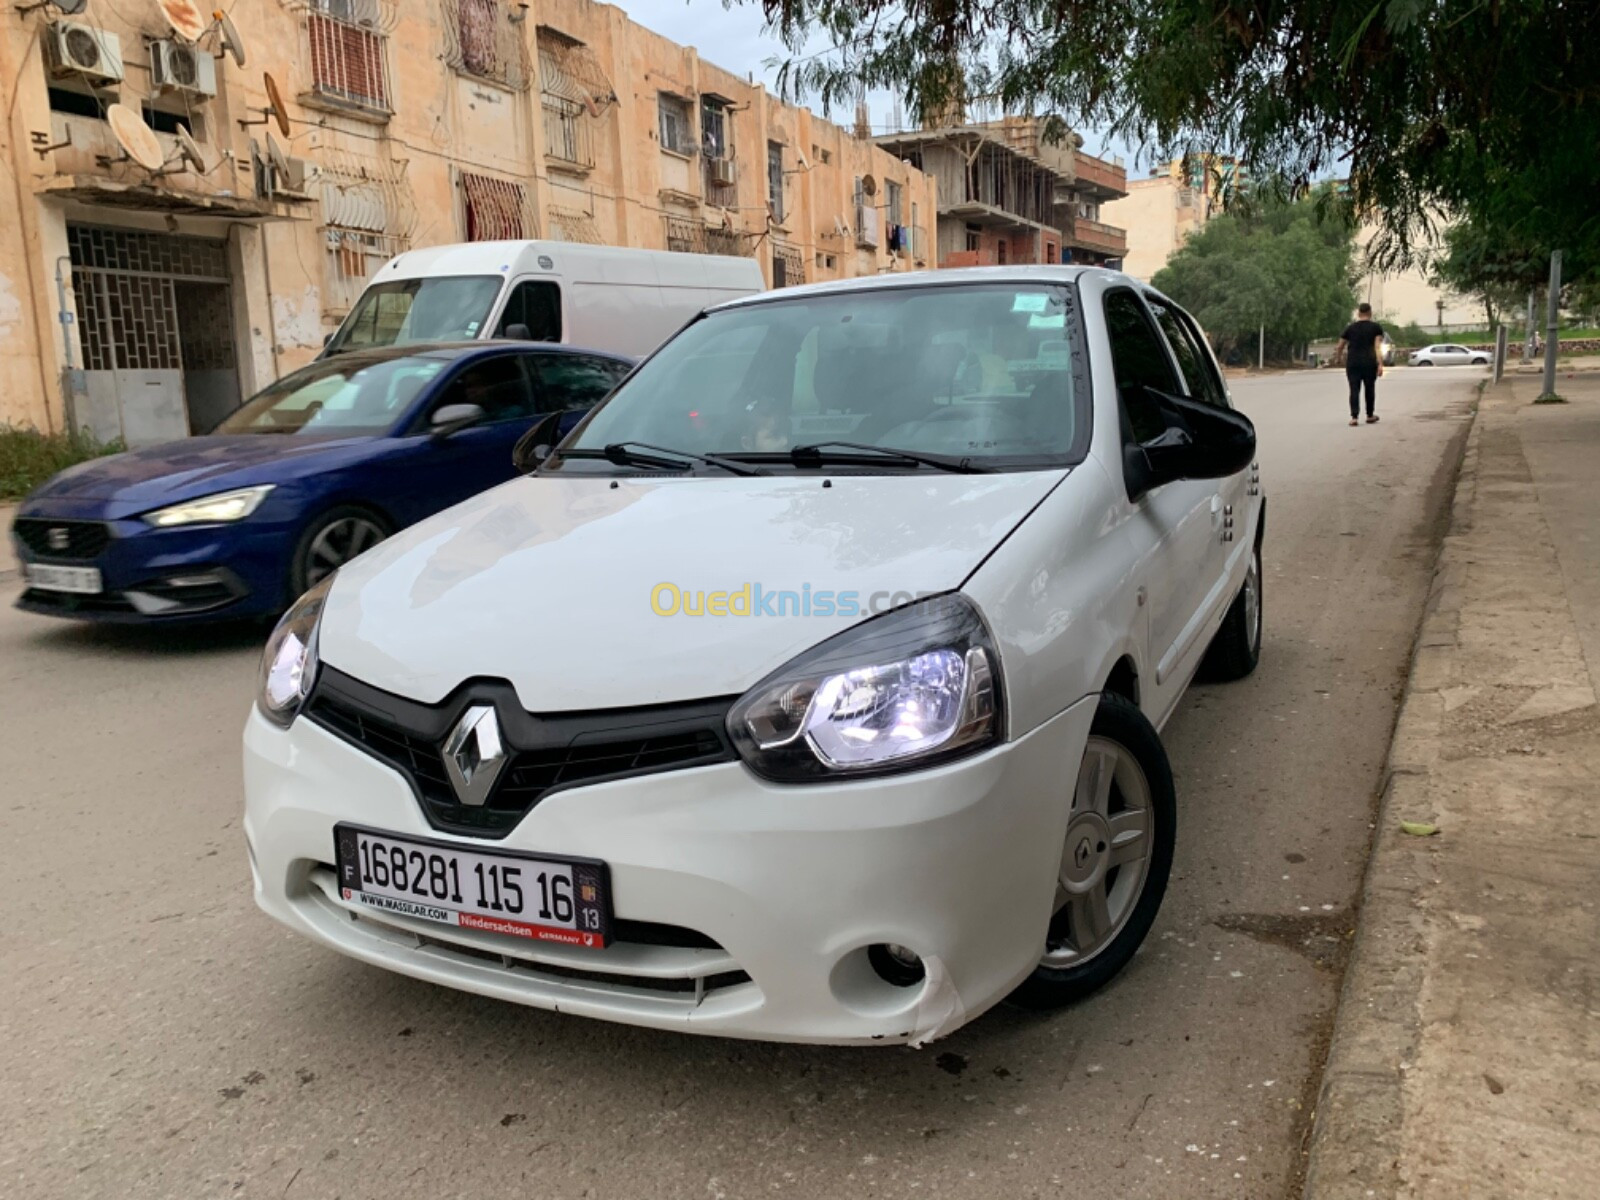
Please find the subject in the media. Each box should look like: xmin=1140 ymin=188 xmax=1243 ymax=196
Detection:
xmin=618 ymin=0 xmax=1138 ymax=168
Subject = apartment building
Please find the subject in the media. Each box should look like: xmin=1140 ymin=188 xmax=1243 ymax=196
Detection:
xmin=1103 ymin=156 xmax=1241 ymax=281
xmin=875 ymin=116 xmax=1127 ymax=269
xmin=0 ymin=0 xmax=935 ymax=439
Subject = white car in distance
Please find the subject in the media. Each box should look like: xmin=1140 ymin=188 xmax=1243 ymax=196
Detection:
xmin=1409 ymin=342 xmax=1491 ymax=367
xmin=244 ymin=267 xmax=1265 ymax=1045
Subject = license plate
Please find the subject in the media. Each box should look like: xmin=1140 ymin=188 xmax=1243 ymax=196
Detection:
xmin=24 ymin=563 xmax=102 ymax=594
xmin=333 ymin=824 xmax=612 ymax=948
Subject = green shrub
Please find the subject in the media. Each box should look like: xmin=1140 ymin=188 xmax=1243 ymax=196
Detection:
xmin=0 ymin=425 xmax=125 ymax=501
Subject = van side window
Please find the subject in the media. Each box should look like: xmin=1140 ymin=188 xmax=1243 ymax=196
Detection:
xmin=496 ymin=281 xmax=562 ymax=342
xmin=1103 ymin=290 xmax=1179 ymax=444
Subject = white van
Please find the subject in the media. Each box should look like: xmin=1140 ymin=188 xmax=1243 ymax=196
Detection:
xmin=323 ymin=241 xmax=764 ymax=359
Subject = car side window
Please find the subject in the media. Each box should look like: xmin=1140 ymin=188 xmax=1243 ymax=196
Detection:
xmin=1148 ymin=299 xmax=1226 ymax=409
xmin=436 ymin=355 xmax=536 ymax=424
xmin=1103 ymin=290 xmax=1180 ymax=443
xmin=530 ymin=354 xmax=630 ymax=412
xmin=495 ymin=281 xmax=562 ymax=341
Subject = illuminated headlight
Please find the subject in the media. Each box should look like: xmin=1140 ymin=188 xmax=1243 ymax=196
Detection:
xmin=256 ymin=575 xmax=334 ymax=728
xmin=143 ymin=485 xmax=275 ymax=527
xmin=727 ymin=594 xmax=1003 ymax=780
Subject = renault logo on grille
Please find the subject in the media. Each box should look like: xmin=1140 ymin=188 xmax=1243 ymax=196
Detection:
xmin=48 ymin=527 xmax=71 ymax=552
xmin=443 ymin=705 xmax=506 ymax=806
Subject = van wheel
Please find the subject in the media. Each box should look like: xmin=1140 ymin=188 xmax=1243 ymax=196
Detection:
xmin=1009 ymin=692 xmax=1175 ymax=1010
xmin=289 ymin=506 xmax=389 ymax=598
xmin=1200 ymin=541 xmax=1263 ymax=682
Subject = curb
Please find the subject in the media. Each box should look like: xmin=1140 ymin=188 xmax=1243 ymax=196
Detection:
xmin=1298 ymin=393 xmax=1482 ymax=1198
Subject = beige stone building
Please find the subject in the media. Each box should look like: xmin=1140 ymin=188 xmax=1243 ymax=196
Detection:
xmin=875 ymin=116 xmax=1127 ymax=269
xmin=1102 ymin=156 xmax=1239 ymax=282
xmin=0 ymin=0 xmax=935 ymax=439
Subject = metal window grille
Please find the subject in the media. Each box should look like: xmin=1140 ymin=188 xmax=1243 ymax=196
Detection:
xmin=886 ymin=180 xmax=903 ymax=228
xmin=307 ymin=0 xmax=392 ymax=112
xmin=67 ymin=226 xmax=230 ymax=372
xmin=542 ymin=95 xmax=593 ymax=167
xmin=771 ymin=239 xmax=804 ymax=288
xmin=440 ymin=0 xmax=532 ymax=91
xmin=547 ymin=207 xmax=602 ymax=244
xmin=662 ymin=216 xmax=751 ymax=258
xmin=706 ymin=226 xmax=747 ymax=257
xmin=659 ymin=94 xmax=694 ymax=155
xmin=700 ymin=100 xmax=736 ymax=208
xmin=536 ymin=27 xmax=614 ymax=109
xmin=767 ymin=142 xmax=785 ymax=223
xmin=459 ymin=170 xmax=535 ymax=240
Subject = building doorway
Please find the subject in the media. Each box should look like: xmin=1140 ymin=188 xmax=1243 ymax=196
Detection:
xmin=68 ymin=224 xmax=242 ymax=445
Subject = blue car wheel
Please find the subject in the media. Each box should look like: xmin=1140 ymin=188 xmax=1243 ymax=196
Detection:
xmin=290 ymin=505 xmax=391 ymax=598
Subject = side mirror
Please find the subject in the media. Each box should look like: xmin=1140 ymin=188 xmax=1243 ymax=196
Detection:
xmin=512 ymin=410 xmax=563 ymax=473
xmin=1128 ymin=387 xmax=1255 ymax=497
xmin=429 ymin=402 xmax=486 ymax=440
xmin=504 ymin=323 xmax=532 ymax=341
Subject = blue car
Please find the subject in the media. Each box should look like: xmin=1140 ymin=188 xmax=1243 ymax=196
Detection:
xmin=10 ymin=341 xmax=632 ymax=623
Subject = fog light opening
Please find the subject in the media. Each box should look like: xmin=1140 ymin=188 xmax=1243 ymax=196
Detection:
xmin=868 ymin=942 xmax=926 ymax=988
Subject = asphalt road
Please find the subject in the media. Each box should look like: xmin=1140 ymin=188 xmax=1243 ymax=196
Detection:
xmin=0 ymin=367 xmax=1476 ymax=1200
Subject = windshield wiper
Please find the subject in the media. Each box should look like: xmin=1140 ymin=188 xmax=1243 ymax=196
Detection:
xmin=556 ymin=442 xmax=763 ymax=476
xmin=784 ymin=441 xmax=994 ymax=474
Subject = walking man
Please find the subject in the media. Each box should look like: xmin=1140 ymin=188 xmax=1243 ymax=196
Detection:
xmin=1335 ymin=303 xmax=1385 ymax=426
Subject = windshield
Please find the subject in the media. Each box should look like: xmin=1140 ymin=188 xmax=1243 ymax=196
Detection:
xmin=558 ymin=282 xmax=1088 ymax=471
xmin=326 ymin=275 xmax=504 ymax=353
xmin=216 ymin=356 xmax=449 ymax=436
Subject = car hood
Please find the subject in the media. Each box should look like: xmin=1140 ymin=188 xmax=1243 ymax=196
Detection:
xmin=25 ymin=435 xmax=378 ymax=509
xmin=319 ymin=470 xmax=1066 ymax=710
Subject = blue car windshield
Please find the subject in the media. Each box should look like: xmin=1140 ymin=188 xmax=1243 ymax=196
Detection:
xmin=326 ymin=275 xmax=504 ymax=352
xmin=216 ymin=357 xmax=449 ymax=436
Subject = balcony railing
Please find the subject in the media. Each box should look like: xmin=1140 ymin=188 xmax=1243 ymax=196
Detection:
xmin=1074 ymin=153 xmax=1127 ymax=197
xmin=1066 ymin=217 xmax=1127 ymax=257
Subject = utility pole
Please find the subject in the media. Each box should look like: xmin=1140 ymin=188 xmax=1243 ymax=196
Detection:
xmin=1541 ymin=250 xmax=1562 ymax=400
xmin=1525 ymin=289 xmax=1537 ymax=363
xmin=1258 ymin=323 xmax=1264 ymax=371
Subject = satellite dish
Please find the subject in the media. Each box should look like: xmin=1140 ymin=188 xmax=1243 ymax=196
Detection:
xmin=107 ymin=104 xmax=166 ymax=172
xmin=795 ymin=150 xmax=811 ymax=171
xmin=157 ymin=0 xmax=209 ymax=43
xmin=215 ymin=10 xmax=247 ymax=68
xmin=861 ymin=174 xmax=878 ymax=197
xmin=263 ymin=71 xmax=290 ymax=137
xmin=266 ymin=131 xmax=291 ymax=181
xmin=176 ymin=124 xmax=210 ymax=173
xmin=48 ymin=0 xmax=90 ymax=13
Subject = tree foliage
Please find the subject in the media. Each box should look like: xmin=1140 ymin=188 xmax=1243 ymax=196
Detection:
xmin=1151 ymin=191 xmax=1357 ymax=358
xmin=1428 ymin=219 xmax=1548 ymax=330
xmin=759 ymin=0 xmax=1600 ymax=280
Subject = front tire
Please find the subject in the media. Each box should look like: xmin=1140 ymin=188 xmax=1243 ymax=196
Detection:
xmin=1200 ymin=540 xmax=1263 ymax=681
xmin=289 ymin=505 xmax=390 ymax=598
xmin=1009 ymin=693 xmax=1176 ymax=1010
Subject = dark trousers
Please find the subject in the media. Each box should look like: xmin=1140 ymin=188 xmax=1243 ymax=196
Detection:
xmin=1346 ymin=361 xmax=1378 ymax=418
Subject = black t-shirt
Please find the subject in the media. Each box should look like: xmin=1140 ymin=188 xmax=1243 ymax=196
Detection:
xmin=1342 ymin=319 xmax=1385 ymax=366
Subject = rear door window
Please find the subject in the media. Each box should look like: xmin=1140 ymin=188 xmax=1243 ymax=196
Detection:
xmin=530 ymin=354 xmax=631 ymax=411
xmin=495 ymin=280 xmax=563 ymax=342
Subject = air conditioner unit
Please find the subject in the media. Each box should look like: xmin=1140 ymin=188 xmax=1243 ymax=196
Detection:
xmin=708 ymin=157 xmax=736 ymax=187
xmin=48 ymin=22 xmax=125 ymax=85
xmin=277 ymin=156 xmax=312 ymax=193
xmin=150 ymin=40 xmax=217 ymax=98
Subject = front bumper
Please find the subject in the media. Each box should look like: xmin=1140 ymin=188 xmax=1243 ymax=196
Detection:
xmin=11 ymin=512 xmax=292 ymax=622
xmin=242 ymin=695 xmax=1098 ymax=1045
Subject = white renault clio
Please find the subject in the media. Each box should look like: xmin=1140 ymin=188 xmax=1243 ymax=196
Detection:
xmin=244 ymin=267 xmax=1263 ymax=1045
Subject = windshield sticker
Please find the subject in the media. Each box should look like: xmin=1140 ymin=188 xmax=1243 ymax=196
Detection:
xmin=465 ymin=320 xmax=480 ymax=334
xmin=1011 ymin=293 xmax=1049 ymax=313
xmin=1028 ymin=313 xmax=1066 ymax=329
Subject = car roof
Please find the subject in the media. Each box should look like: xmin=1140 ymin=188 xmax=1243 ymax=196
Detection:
xmin=319 ymin=341 xmax=633 ymax=369
xmin=706 ymin=264 xmax=1135 ymax=313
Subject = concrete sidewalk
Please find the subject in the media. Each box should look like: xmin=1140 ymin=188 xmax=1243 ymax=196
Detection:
xmin=1304 ymin=373 xmax=1600 ymax=1196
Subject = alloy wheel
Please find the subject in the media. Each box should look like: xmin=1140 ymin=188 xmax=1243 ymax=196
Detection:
xmin=305 ymin=516 xmax=385 ymax=587
xmin=1041 ymin=736 xmax=1155 ymax=968
xmin=1244 ymin=547 xmax=1262 ymax=656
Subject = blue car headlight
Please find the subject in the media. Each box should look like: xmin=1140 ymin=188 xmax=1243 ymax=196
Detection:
xmin=143 ymin=484 xmax=275 ymax=527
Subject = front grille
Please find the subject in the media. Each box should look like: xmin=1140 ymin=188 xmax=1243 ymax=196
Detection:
xmin=305 ymin=667 xmax=737 ymax=838
xmin=12 ymin=518 xmax=111 ymax=560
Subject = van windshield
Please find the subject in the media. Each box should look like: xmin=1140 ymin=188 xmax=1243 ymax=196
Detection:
xmin=557 ymin=282 xmax=1090 ymax=471
xmin=326 ymin=276 xmax=504 ymax=353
